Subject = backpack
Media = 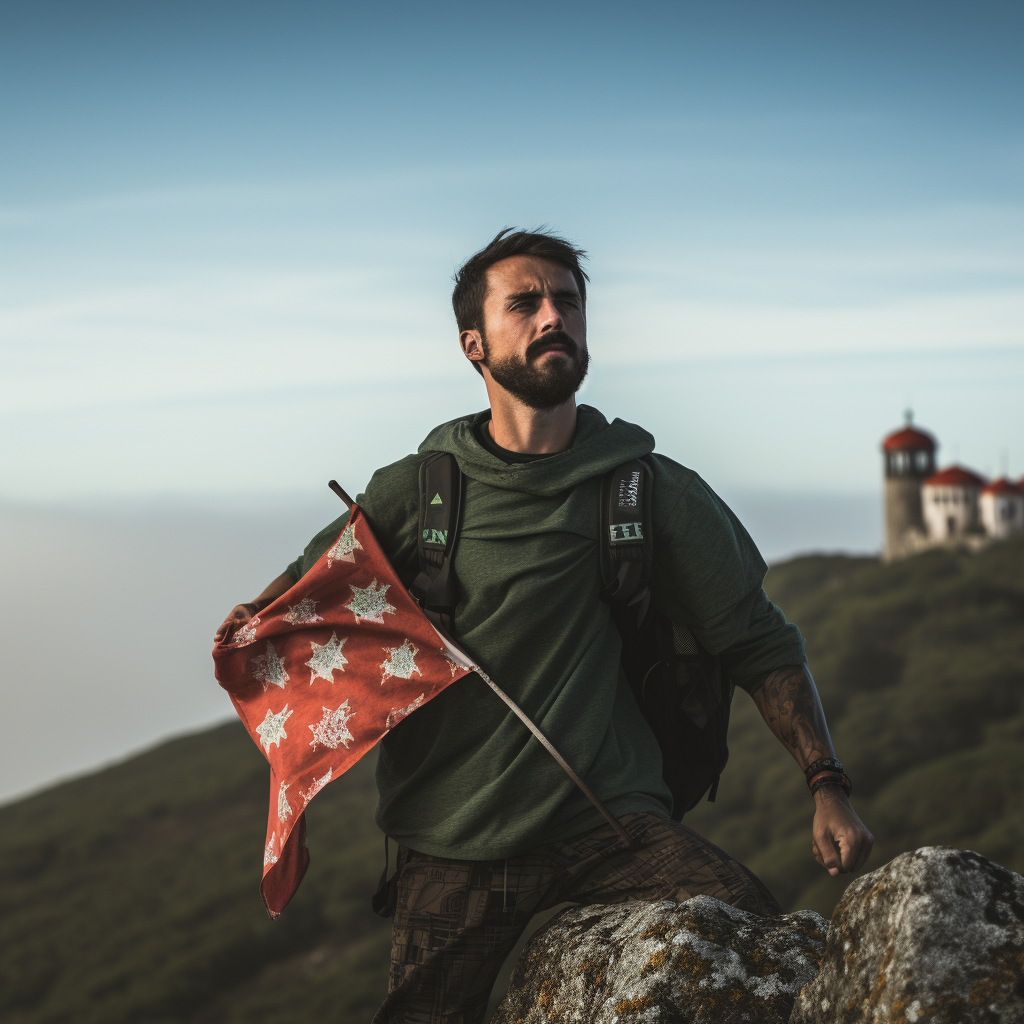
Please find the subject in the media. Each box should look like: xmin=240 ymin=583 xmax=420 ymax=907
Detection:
xmin=600 ymin=460 xmax=734 ymax=815
xmin=410 ymin=452 xmax=734 ymax=822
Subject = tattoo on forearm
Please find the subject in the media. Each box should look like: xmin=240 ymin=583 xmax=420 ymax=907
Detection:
xmin=752 ymin=664 xmax=835 ymax=771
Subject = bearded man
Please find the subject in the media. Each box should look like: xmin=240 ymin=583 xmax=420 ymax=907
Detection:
xmin=216 ymin=228 xmax=873 ymax=1024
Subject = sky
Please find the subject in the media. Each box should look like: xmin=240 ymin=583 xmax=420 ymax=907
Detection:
xmin=0 ymin=1 xmax=1021 ymax=800
xmin=3 ymin=0 xmax=1022 ymax=505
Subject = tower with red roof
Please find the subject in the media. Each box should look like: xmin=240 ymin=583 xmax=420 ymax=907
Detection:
xmin=882 ymin=411 xmax=937 ymax=559
xmin=881 ymin=414 xmax=1022 ymax=558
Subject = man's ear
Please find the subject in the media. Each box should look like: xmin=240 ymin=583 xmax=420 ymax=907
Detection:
xmin=460 ymin=329 xmax=485 ymax=365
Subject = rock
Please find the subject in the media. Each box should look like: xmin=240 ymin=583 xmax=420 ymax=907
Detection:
xmin=493 ymin=847 xmax=1024 ymax=1023
xmin=791 ymin=846 xmax=1024 ymax=1024
xmin=491 ymin=895 xmax=827 ymax=1024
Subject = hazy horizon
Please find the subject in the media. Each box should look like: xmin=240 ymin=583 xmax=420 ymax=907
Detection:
xmin=1 ymin=478 xmax=882 ymax=806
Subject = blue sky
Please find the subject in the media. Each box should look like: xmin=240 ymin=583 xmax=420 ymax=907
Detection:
xmin=1 ymin=0 xmax=1022 ymax=801
xmin=2 ymin=1 xmax=1022 ymax=506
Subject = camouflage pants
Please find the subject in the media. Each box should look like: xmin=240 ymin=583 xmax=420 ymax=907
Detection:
xmin=371 ymin=811 xmax=780 ymax=1024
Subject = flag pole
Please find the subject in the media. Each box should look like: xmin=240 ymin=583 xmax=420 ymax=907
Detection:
xmin=328 ymin=480 xmax=355 ymax=508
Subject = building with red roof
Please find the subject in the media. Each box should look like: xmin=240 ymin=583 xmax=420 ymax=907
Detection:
xmin=925 ymin=466 xmax=987 ymax=489
xmin=979 ymin=478 xmax=1024 ymax=540
xmin=880 ymin=413 xmax=1024 ymax=559
xmin=882 ymin=412 xmax=938 ymax=559
xmin=922 ymin=465 xmax=987 ymax=542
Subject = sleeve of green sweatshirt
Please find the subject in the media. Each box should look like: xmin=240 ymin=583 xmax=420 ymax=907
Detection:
xmin=285 ymin=510 xmax=351 ymax=583
xmin=284 ymin=454 xmax=423 ymax=584
xmin=647 ymin=454 xmax=806 ymax=693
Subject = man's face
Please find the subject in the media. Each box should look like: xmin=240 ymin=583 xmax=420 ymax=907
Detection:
xmin=462 ymin=255 xmax=589 ymax=410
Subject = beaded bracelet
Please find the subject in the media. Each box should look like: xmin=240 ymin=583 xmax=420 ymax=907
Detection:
xmin=804 ymin=757 xmax=844 ymax=783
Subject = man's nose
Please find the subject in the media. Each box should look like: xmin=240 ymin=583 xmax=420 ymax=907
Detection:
xmin=537 ymin=297 xmax=563 ymax=331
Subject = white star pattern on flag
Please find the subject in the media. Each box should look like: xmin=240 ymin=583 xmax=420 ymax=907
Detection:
xmin=327 ymin=523 xmax=363 ymax=567
xmin=305 ymin=632 xmax=349 ymax=684
xmin=308 ymin=700 xmax=356 ymax=751
xmin=264 ymin=831 xmax=278 ymax=866
xmin=386 ymin=693 xmax=425 ymax=730
xmin=346 ymin=579 xmax=397 ymax=624
xmin=232 ymin=615 xmax=260 ymax=646
xmin=283 ymin=598 xmax=324 ymax=625
xmin=301 ymin=768 xmax=333 ymax=807
xmin=277 ymin=783 xmax=292 ymax=822
xmin=380 ymin=639 xmax=421 ymax=684
xmin=250 ymin=641 xmax=290 ymax=691
xmin=256 ymin=705 xmax=294 ymax=753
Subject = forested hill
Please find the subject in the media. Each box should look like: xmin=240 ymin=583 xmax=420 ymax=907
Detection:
xmin=686 ymin=536 xmax=1024 ymax=913
xmin=2 ymin=540 xmax=1022 ymax=1024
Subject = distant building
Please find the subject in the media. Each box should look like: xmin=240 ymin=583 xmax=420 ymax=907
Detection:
xmin=980 ymin=479 xmax=1024 ymax=539
xmin=922 ymin=466 xmax=985 ymax=541
xmin=882 ymin=414 xmax=937 ymax=560
xmin=882 ymin=413 xmax=1023 ymax=560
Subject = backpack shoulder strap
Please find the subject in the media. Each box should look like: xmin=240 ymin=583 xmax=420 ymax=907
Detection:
xmin=411 ymin=452 xmax=463 ymax=631
xmin=599 ymin=459 xmax=653 ymax=626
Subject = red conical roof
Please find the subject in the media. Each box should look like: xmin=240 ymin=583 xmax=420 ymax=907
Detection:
xmin=981 ymin=477 xmax=1023 ymax=496
xmin=882 ymin=424 xmax=937 ymax=452
xmin=924 ymin=466 xmax=987 ymax=489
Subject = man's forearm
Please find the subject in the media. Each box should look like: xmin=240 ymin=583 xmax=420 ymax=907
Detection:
xmin=751 ymin=662 xmax=874 ymax=875
xmin=250 ymin=572 xmax=294 ymax=612
xmin=215 ymin=572 xmax=294 ymax=643
xmin=750 ymin=663 xmax=835 ymax=772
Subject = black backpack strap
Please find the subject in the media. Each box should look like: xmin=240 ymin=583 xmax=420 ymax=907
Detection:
xmin=371 ymin=834 xmax=398 ymax=918
xmin=599 ymin=459 xmax=653 ymax=627
xmin=411 ymin=453 xmax=464 ymax=633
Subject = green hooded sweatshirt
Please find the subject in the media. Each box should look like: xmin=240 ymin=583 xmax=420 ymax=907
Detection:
xmin=285 ymin=405 xmax=805 ymax=860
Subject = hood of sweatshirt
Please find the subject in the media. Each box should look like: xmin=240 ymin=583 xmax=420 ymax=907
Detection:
xmin=418 ymin=404 xmax=655 ymax=498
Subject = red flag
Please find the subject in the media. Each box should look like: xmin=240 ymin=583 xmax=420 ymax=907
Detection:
xmin=213 ymin=506 xmax=477 ymax=917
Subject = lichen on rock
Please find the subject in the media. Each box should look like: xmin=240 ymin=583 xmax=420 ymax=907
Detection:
xmin=791 ymin=846 xmax=1024 ymax=1024
xmin=491 ymin=895 xmax=827 ymax=1023
xmin=492 ymin=848 xmax=1024 ymax=1023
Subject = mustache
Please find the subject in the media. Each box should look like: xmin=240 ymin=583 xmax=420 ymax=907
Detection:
xmin=526 ymin=331 xmax=579 ymax=361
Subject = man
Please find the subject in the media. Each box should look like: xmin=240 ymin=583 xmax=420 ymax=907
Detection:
xmin=216 ymin=229 xmax=873 ymax=1023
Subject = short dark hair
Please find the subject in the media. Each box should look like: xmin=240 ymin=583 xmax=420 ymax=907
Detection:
xmin=452 ymin=227 xmax=589 ymax=336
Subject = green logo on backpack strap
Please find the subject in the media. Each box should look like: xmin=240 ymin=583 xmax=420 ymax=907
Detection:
xmin=430 ymin=493 xmax=443 ymax=505
xmin=609 ymin=522 xmax=643 ymax=544
xmin=422 ymin=528 xmax=448 ymax=546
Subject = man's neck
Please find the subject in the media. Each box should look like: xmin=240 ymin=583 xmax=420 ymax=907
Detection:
xmin=484 ymin=391 xmax=578 ymax=454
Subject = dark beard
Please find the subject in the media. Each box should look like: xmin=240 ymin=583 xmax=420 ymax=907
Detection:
xmin=483 ymin=331 xmax=590 ymax=410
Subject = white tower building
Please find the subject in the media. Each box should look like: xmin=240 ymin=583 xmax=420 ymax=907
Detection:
xmin=979 ymin=479 xmax=1024 ymax=539
xmin=922 ymin=466 xmax=986 ymax=541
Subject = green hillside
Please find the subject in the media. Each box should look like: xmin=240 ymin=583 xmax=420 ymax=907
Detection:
xmin=0 ymin=727 xmax=392 ymax=1024
xmin=687 ymin=535 xmax=1024 ymax=914
xmin=2 ymin=539 xmax=1022 ymax=1023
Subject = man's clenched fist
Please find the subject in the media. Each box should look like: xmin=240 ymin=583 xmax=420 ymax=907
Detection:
xmin=811 ymin=786 xmax=874 ymax=877
xmin=214 ymin=603 xmax=258 ymax=644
